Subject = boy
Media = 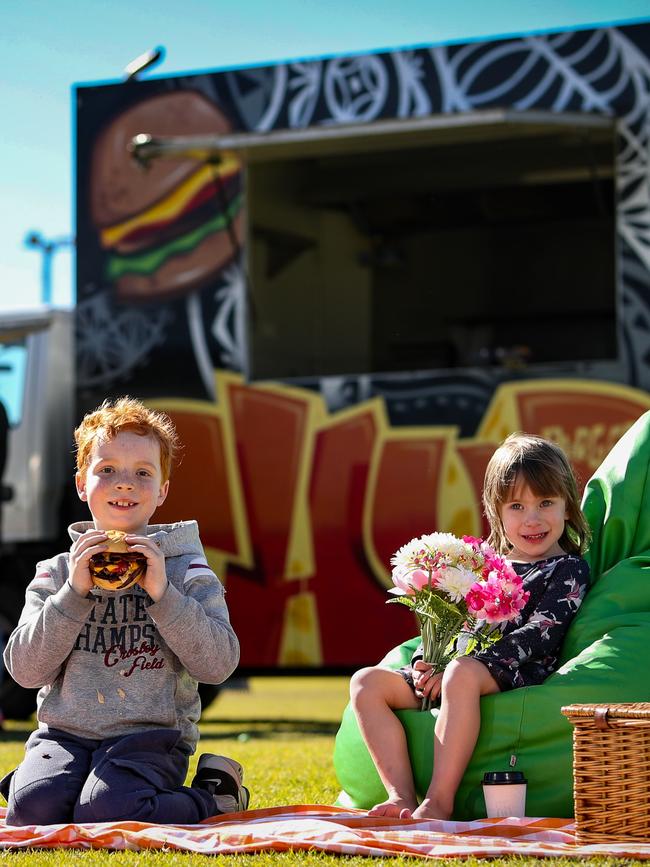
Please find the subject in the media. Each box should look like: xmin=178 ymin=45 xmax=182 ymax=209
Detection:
xmin=1 ymin=397 xmax=247 ymax=826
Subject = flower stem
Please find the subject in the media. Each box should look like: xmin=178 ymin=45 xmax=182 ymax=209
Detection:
xmin=418 ymin=613 xmax=463 ymax=711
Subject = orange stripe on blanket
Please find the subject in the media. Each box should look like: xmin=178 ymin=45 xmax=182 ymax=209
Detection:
xmin=1 ymin=806 xmax=650 ymax=858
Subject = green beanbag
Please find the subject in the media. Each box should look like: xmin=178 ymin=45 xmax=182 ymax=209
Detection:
xmin=333 ymin=410 xmax=650 ymax=819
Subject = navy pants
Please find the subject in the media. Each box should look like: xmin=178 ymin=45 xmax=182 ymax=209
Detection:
xmin=1 ymin=727 xmax=214 ymax=826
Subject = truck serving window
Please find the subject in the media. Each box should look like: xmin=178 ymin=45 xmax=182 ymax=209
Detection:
xmin=245 ymin=110 xmax=616 ymax=379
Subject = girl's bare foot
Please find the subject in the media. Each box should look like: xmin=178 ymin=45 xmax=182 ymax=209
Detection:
xmin=410 ymin=795 xmax=452 ymax=820
xmin=368 ymin=796 xmax=417 ymax=817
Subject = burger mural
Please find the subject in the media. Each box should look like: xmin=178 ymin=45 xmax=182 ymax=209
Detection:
xmin=90 ymin=91 xmax=243 ymax=302
xmin=77 ymin=82 xmax=247 ymax=400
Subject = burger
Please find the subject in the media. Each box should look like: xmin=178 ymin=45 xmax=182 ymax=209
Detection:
xmin=89 ymin=530 xmax=147 ymax=591
xmin=90 ymin=90 xmax=244 ymax=301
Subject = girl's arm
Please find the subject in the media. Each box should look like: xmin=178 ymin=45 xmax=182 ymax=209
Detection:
xmin=472 ymin=557 xmax=590 ymax=673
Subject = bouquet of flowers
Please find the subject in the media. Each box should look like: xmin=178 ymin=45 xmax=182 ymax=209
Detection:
xmin=388 ymin=533 xmax=529 ymax=709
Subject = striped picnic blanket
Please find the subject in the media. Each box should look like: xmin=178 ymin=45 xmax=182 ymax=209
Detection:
xmin=1 ymin=805 xmax=649 ymax=858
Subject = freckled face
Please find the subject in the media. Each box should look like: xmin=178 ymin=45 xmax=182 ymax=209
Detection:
xmin=499 ymin=480 xmax=568 ymax=562
xmin=76 ymin=431 xmax=169 ymax=534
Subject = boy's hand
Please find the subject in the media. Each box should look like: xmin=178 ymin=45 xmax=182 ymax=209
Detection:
xmin=412 ymin=660 xmax=443 ymax=704
xmin=125 ymin=535 xmax=168 ymax=602
xmin=69 ymin=530 xmax=108 ymax=596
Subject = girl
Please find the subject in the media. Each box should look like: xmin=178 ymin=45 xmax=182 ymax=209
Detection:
xmin=350 ymin=433 xmax=591 ymax=820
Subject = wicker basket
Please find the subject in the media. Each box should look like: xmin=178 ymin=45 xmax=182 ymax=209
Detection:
xmin=562 ymin=703 xmax=650 ymax=844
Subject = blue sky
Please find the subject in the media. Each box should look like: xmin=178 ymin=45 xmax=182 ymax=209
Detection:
xmin=2 ymin=0 xmax=649 ymax=310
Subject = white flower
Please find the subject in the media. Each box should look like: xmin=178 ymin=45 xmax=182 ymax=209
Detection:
xmin=434 ymin=566 xmax=476 ymax=602
xmin=390 ymin=537 xmax=427 ymax=571
xmin=419 ymin=533 xmax=474 ymax=566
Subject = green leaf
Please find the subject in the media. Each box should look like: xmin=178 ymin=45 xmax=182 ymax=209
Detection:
xmin=386 ymin=596 xmax=416 ymax=611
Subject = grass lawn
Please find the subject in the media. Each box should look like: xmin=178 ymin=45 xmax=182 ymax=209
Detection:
xmin=0 ymin=677 xmax=642 ymax=866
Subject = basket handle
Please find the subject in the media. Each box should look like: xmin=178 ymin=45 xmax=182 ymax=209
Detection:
xmin=594 ymin=707 xmax=610 ymax=730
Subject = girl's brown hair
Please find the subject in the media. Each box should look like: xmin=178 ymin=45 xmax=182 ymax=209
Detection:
xmin=482 ymin=432 xmax=591 ymax=556
xmin=74 ymin=397 xmax=181 ymax=483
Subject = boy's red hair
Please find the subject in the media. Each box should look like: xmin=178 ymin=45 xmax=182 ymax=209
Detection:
xmin=75 ymin=397 xmax=180 ymax=482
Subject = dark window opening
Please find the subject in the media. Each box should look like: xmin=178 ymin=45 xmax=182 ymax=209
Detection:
xmin=246 ymin=119 xmax=616 ymax=379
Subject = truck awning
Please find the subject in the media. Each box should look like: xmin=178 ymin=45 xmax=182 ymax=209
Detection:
xmin=130 ymin=108 xmax=616 ymax=165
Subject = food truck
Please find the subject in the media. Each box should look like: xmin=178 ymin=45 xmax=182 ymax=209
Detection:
xmin=2 ymin=20 xmax=650 ymax=716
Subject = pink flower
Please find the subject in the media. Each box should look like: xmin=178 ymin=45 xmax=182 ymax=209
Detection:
xmin=482 ymin=551 xmax=507 ymax=573
xmin=410 ymin=568 xmax=434 ymax=591
xmin=390 ymin=564 xmax=415 ymax=595
xmin=467 ymin=571 xmax=529 ymax=622
xmin=390 ymin=566 xmax=437 ymax=595
xmin=414 ymin=550 xmax=440 ymax=571
xmin=466 ymin=582 xmax=489 ymax=614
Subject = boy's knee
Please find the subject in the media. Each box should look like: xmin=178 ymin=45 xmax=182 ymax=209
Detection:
xmin=74 ymin=775 xmax=135 ymax=823
xmin=7 ymin=775 xmax=74 ymax=826
xmin=73 ymin=789 xmax=113 ymax=823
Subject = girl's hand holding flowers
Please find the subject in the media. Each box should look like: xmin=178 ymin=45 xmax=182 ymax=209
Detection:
xmin=412 ymin=661 xmax=443 ymax=704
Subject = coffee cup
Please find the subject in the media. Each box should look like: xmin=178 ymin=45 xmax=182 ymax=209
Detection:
xmin=482 ymin=771 xmax=527 ymax=818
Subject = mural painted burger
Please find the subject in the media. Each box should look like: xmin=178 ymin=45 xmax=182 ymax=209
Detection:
xmin=89 ymin=530 xmax=147 ymax=591
xmin=90 ymin=90 xmax=243 ymax=301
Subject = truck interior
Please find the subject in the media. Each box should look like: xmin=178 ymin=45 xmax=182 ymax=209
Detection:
xmin=242 ymin=110 xmax=617 ymax=380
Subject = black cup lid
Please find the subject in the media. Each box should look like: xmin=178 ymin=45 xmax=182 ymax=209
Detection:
xmin=483 ymin=771 xmax=527 ymax=785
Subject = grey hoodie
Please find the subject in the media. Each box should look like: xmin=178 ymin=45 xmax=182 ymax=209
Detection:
xmin=4 ymin=520 xmax=239 ymax=752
